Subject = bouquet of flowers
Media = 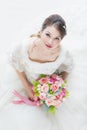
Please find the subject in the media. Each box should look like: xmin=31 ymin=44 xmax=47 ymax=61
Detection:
xmin=32 ymin=74 xmax=69 ymax=113
xmin=13 ymin=74 xmax=69 ymax=114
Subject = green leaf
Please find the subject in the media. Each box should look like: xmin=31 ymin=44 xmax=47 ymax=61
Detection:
xmin=47 ymin=83 xmax=51 ymax=87
xmin=49 ymin=90 xmax=54 ymax=95
xmin=61 ymin=84 xmax=65 ymax=88
xmin=65 ymin=90 xmax=70 ymax=97
xmin=32 ymin=81 xmax=40 ymax=87
xmin=39 ymin=74 xmax=47 ymax=78
xmin=48 ymin=106 xmax=56 ymax=114
xmin=33 ymin=87 xmax=38 ymax=92
xmin=64 ymin=80 xmax=67 ymax=84
xmin=34 ymin=93 xmax=40 ymax=97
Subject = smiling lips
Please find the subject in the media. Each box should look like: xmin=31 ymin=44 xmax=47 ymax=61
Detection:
xmin=45 ymin=44 xmax=52 ymax=48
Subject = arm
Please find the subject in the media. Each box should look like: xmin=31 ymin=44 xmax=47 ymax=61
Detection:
xmin=16 ymin=70 xmax=34 ymax=100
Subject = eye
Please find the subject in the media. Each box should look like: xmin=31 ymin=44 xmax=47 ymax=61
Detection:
xmin=55 ymin=37 xmax=61 ymax=41
xmin=46 ymin=33 xmax=50 ymax=37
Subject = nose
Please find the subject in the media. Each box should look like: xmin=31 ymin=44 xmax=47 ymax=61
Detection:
xmin=48 ymin=38 xmax=53 ymax=45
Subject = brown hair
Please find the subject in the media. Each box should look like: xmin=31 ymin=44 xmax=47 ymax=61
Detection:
xmin=41 ymin=14 xmax=66 ymax=39
xmin=30 ymin=14 xmax=67 ymax=39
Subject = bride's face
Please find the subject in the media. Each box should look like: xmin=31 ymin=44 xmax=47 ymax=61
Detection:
xmin=40 ymin=25 xmax=62 ymax=49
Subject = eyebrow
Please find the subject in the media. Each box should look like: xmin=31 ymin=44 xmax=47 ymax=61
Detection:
xmin=46 ymin=31 xmax=61 ymax=39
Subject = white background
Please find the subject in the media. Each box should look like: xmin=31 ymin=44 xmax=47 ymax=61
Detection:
xmin=0 ymin=0 xmax=87 ymax=53
xmin=0 ymin=1 xmax=87 ymax=129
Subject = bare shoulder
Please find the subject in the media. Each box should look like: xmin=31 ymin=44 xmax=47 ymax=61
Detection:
xmin=28 ymin=36 xmax=37 ymax=41
xmin=20 ymin=37 xmax=38 ymax=49
xmin=28 ymin=36 xmax=38 ymax=44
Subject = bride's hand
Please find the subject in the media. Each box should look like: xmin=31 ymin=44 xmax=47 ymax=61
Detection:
xmin=27 ymin=85 xmax=35 ymax=101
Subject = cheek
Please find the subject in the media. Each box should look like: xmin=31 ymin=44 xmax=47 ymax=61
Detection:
xmin=53 ymin=41 xmax=60 ymax=47
xmin=54 ymin=39 xmax=60 ymax=44
xmin=41 ymin=34 xmax=48 ymax=42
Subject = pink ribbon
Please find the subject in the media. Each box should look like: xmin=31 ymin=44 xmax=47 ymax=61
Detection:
xmin=12 ymin=90 xmax=40 ymax=106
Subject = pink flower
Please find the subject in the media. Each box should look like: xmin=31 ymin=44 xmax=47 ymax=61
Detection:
xmin=39 ymin=77 xmax=48 ymax=85
xmin=45 ymin=98 xmax=61 ymax=108
xmin=48 ymin=77 xmax=56 ymax=84
xmin=56 ymin=94 xmax=63 ymax=101
xmin=51 ymin=74 xmax=58 ymax=79
xmin=52 ymin=100 xmax=61 ymax=108
xmin=45 ymin=98 xmax=54 ymax=107
xmin=41 ymin=84 xmax=49 ymax=93
xmin=34 ymin=96 xmax=39 ymax=101
xmin=56 ymin=75 xmax=62 ymax=80
xmin=61 ymin=88 xmax=66 ymax=97
xmin=56 ymin=95 xmax=61 ymax=100
xmin=39 ymin=93 xmax=47 ymax=100
xmin=51 ymin=84 xmax=59 ymax=92
xmin=55 ymin=79 xmax=64 ymax=86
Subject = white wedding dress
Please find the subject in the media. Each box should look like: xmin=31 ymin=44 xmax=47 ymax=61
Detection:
xmin=0 ymin=38 xmax=87 ymax=130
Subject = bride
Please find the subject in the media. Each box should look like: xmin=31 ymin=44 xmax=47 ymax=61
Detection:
xmin=0 ymin=14 xmax=87 ymax=130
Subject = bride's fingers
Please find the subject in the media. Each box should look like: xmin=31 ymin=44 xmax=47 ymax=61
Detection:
xmin=29 ymin=97 xmax=34 ymax=101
